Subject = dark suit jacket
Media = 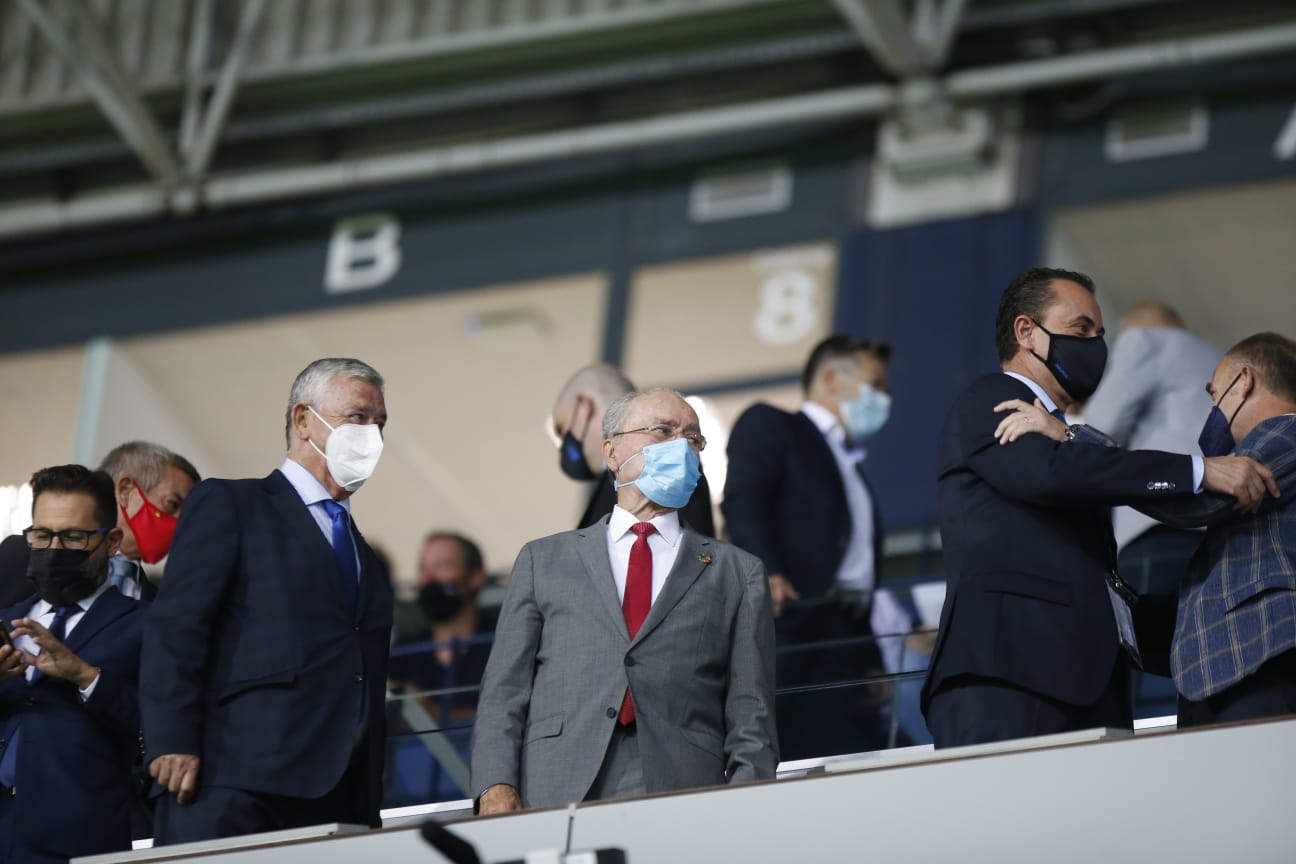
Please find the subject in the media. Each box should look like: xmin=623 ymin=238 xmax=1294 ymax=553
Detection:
xmin=722 ymin=403 xmax=884 ymax=598
xmin=140 ymin=470 xmax=393 ymax=824
xmin=579 ymin=470 xmax=716 ymax=538
xmin=922 ymin=373 xmax=1195 ymax=711
xmin=0 ymin=588 xmax=145 ymax=863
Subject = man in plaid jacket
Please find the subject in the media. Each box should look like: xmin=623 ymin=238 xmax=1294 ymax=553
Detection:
xmin=1000 ymin=331 xmax=1295 ymax=726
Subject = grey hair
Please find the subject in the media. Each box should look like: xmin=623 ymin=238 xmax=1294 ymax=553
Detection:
xmin=98 ymin=441 xmax=201 ymax=490
xmin=601 ymin=387 xmax=688 ymax=440
xmin=284 ymin=358 xmax=385 ymax=447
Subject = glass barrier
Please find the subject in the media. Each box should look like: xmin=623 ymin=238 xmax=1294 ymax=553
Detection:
xmin=381 ymin=594 xmax=1178 ymax=807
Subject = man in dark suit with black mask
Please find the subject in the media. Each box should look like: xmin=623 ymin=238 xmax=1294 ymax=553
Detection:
xmin=922 ymin=267 xmax=1277 ymax=748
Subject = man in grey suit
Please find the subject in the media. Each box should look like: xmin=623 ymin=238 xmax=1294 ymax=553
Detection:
xmin=471 ymin=388 xmax=777 ymax=814
xmin=1083 ymin=301 xmax=1223 ymax=597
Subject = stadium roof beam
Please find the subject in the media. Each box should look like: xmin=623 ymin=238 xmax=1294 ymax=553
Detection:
xmin=16 ymin=0 xmax=180 ymax=187
xmin=831 ymin=0 xmax=967 ymax=77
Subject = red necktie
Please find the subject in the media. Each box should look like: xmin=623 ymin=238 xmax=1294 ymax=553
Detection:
xmin=619 ymin=522 xmax=656 ymax=725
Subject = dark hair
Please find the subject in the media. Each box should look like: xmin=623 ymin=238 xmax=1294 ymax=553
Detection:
xmin=994 ymin=267 xmax=1096 ymax=363
xmin=1229 ymin=332 xmax=1296 ymax=402
xmin=30 ymin=464 xmax=117 ymax=529
xmin=423 ymin=531 xmax=485 ymax=574
xmin=801 ymin=335 xmax=894 ymax=394
xmin=99 ymin=440 xmax=201 ymax=489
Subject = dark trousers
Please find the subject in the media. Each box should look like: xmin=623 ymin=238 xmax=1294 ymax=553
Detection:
xmin=775 ymin=598 xmax=889 ymax=760
xmin=927 ymin=657 xmax=1131 ymax=749
xmin=153 ymin=750 xmax=369 ymax=846
xmin=1178 ymin=649 xmax=1296 ymax=728
xmin=1119 ymin=526 xmax=1203 ymax=717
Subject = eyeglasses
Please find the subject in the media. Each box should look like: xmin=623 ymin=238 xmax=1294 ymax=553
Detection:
xmin=612 ymin=424 xmax=707 ymax=452
xmin=23 ymin=527 xmax=109 ymax=550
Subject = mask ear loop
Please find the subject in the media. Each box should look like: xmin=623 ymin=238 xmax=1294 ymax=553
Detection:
xmin=611 ymin=449 xmax=645 ymax=492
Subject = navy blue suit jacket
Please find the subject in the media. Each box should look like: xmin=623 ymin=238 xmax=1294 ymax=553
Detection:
xmin=0 ymin=588 xmax=145 ymax=863
xmin=922 ymin=373 xmax=1195 ymax=711
xmin=723 ymin=403 xmax=884 ymax=599
xmin=140 ymin=470 xmax=393 ymax=824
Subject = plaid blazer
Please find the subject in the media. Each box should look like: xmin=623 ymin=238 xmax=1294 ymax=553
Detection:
xmin=1128 ymin=414 xmax=1296 ymax=700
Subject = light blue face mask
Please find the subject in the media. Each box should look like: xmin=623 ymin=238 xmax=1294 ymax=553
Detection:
xmin=613 ymin=437 xmax=701 ymax=509
xmin=840 ymin=383 xmax=892 ymax=443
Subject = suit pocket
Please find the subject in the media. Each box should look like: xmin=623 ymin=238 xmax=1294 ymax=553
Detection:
xmin=680 ymin=725 xmax=723 ymax=756
xmin=981 ymin=571 xmax=1072 ymax=606
xmin=1224 ymin=570 xmax=1296 ymax=612
xmin=524 ymin=712 xmax=563 ymax=743
xmin=218 ymin=668 xmax=298 ymax=703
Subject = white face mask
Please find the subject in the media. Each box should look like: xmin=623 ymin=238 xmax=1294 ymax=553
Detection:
xmin=308 ymin=406 xmax=384 ymax=492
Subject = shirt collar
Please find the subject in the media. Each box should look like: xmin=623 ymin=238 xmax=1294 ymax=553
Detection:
xmin=608 ymin=505 xmax=682 ymax=548
xmin=1003 ymin=372 xmax=1061 ymax=416
xmin=279 ymin=457 xmax=350 ymax=513
xmin=800 ymin=400 xmax=845 ymax=444
xmin=32 ymin=578 xmax=112 ymax=618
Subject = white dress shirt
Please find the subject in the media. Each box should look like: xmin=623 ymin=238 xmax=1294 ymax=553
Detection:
xmin=800 ymin=400 xmax=876 ymax=594
xmin=279 ymin=457 xmax=361 ymax=576
xmin=14 ymin=579 xmax=112 ymax=699
xmin=605 ymin=506 xmax=684 ymax=606
xmin=1003 ymin=371 xmax=1204 ymax=492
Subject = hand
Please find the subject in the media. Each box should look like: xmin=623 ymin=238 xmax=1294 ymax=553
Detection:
xmin=768 ymin=574 xmax=800 ymax=618
xmin=150 ymin=753 xmax=202 ymax=804
xmin=0 ymin=643 xmax=24 ymax=682
xmin=993 ymin=399 xmax=1067 ymax=445
xmin=478 ymin=783 xmax=522 ymax=815
xmin=8 ymin=618 xmax=99 ymax=689
xmin=1203 ymin=456 xmax=1280 ymax=513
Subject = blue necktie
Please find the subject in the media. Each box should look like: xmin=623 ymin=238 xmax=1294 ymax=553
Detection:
xmin=0 ymin=604 xmax=80 ymax=786
xmin=1051 ymin=408 xmax=1068 ymax=423
xmin=323 ymin=500 xmax=359 ymax=616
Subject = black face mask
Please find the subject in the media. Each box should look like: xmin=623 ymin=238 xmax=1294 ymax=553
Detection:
xmin=558 ymin=399 xmax=597 ymax=482
xmin=1031 ymin=320 xmax=1108 ymax=401
xmin=28 ymin=547 xmax=103 ymax=606
xmin=418 ymin=581 xmax=466 ymax=622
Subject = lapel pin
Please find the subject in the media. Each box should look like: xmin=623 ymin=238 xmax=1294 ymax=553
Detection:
xmin=698 ymin=553 xmax=712 ymax=565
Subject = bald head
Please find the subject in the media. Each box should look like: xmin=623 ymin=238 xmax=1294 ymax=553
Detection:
xmin=1121 ymin=300 xmax=1184 ymax=332
xmin=552 ymin=364 xmax=637 ymax=477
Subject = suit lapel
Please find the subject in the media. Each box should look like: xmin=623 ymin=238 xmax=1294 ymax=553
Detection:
xmin=634 ymin=529 xmax=710 ymax=646
xmin=575 ymin=517 xmax=629 ymax=638
xmin=63 ymin=587 xmax=133 ymax=654
xmin=265 ymin=471 xmax=348 ymax=612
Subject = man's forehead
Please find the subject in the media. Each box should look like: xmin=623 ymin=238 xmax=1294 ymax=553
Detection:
xmin=1047 ymin=279 xmax=1102 ymax=322
xmin=628 ymin=393 xmax=697 ymax=425
xmin=33 ymin=491 xmax=97 ymax=522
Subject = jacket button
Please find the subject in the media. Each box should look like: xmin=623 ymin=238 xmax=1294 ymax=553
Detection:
xmin=606 ymin=707 xmax=617 ymax=719
xmin=624 ymin=656 xmax=636 ymax=667
xmin=353 ymin=674 xmax=364 ymax=684
xmin=353 ymin=626 xmax=361 ymax=632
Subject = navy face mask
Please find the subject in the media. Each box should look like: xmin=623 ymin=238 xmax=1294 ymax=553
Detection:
xmin=558 ymin=399 xmax=598 ymax=482
xmin=1198 ymin=371 xmax=1245 ymax=457
xmin=1030 ymin=320 xmax=1108 ymax=402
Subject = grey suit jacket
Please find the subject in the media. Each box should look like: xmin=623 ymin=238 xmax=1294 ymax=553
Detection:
xmin=1082 ymin=326 xmax=1222 ymax=548
xmin=470 ymin=518 xmax=778 ymax=808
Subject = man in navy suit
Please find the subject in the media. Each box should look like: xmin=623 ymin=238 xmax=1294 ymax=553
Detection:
xmin=0 ymin=464 xmax=145 ymax=864
xmin=724 ymin=335 xmax=893 ymax=758
xmin=142 ymin=358 xmax=394 ymax=844
xmin=922 ymin=268 xmax=1277 ymax=748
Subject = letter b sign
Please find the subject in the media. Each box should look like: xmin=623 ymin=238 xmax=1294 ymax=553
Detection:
xmin=324 ymin=212 xmax=402 ymax=294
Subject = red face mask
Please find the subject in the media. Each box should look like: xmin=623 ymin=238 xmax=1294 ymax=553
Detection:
xmin=122 ymin=481 xmax=178 ymax=564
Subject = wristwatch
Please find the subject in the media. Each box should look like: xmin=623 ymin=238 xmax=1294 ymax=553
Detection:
xmin=1065 ymin=424 xmax=1080 ymax=442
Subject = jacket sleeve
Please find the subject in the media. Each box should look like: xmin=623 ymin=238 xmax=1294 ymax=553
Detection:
xmin=961 ymin=378 xmax=1195 ymax=506
xmin=723 ymin=554 xmax=779 ymax=783
xmin=1133 ymin=418 xmax=1296 ymax=528
xmin=83 ymin=665 xmax=141 ymax=750
xmin=469 ymin=542 xmax=542 ymax=800
xmin=722 ymin=406 xmax=788 ymax=576
xmin=139 ymin=480 xmax=240 ymax=760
